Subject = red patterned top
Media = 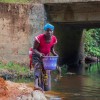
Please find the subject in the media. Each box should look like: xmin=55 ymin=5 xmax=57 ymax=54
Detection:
xmin=35 ymin=34 xmax=57 ymax=55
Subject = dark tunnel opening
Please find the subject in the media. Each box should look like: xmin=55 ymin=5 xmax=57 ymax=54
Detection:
xmin=52 ymin=22 xmax=84 ymax=74
xmin=52 ymin=22 xmax=100 ymax=74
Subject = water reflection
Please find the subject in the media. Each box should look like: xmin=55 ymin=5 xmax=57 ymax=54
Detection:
xmin=51 ymin=62 xmax=100 ymax=100
xmin=66 ymin=60 xmax=85 ymax=75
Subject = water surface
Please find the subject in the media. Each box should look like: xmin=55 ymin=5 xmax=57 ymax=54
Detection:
xmin=51 ymin=62 xmax=100 ymax=100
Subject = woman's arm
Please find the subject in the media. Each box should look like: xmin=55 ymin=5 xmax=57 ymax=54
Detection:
xmin=51 ymin=45 xmax=58 ymax=56
xmin=33 ymin=40 xmax=44 ymax=57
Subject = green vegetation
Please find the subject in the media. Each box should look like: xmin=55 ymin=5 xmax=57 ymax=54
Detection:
xmin=0 ymin=0 xmax=32 ymax=3
xmin=84 ymin=29 xmax=100 ymax=57
xmin=0 ymin=61 xmax=30 ymax=74
xmin=86 ymin=63 xmax=100 ymax=75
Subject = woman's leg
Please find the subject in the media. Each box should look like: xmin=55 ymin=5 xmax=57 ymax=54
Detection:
xmin=56 ymin=66 xmax=62 ymax=76
xmin=34 ymin=63 xmax=43 ymax=91
xmin=46 ymin=70 xmax=51 ymax=90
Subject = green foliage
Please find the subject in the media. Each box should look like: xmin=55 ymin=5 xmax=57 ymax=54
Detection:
xmin=0 ymin=61 xmax=30 ymax=74
xmin=0 ymin=0 xmax=32 ymax=3
xmin=86 ymin=63 xmax=100 ymax=74
xmin=84 ymin=29 xmax=100 ymax=57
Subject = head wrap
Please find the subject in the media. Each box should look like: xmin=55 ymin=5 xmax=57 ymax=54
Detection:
xmin=44 ymin=23 xmax=54 ymax=31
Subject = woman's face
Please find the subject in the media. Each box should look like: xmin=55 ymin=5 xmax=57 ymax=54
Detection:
xmin=45 ymin=28 xmax=53 ymax=38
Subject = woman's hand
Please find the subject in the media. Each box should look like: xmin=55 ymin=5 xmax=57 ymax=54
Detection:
xmin=53 ymin=53 xmax=58 ymax=56
xmin=39 ymin=53 xmax=45 ymax=58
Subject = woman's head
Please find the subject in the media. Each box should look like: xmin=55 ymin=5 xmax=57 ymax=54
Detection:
xmin=44 ymin=23 xmax=54 ymax=31
xmin=44 ymin=23 xmax=54 ymax=37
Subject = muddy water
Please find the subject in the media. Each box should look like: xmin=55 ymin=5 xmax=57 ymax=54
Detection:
xmin=50 ymin=63 xmax=100 ymax=100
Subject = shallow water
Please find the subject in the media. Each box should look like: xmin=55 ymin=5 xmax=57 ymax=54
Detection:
xmin=51 ymin=62 xmax=100 ymax=100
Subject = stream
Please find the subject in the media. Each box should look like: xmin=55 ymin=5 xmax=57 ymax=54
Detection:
xmin=51 ymin=62 xmax=100 ymax=100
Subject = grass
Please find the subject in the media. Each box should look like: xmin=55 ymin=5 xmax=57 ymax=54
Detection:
xmin=0 ymin=61 xmax=34 ymax=83
xmin=0 ymin=0 xmax=32 ymax=3
xmin=0 ymin=61 xmax=30 ymax=75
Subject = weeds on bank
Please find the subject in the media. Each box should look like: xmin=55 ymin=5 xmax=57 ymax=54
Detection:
xmin=0 ymin=61 xmax=30 ymax=75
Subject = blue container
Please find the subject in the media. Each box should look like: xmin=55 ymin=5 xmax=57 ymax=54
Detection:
xmin=43 ymin=56 xmax=58 ymax=70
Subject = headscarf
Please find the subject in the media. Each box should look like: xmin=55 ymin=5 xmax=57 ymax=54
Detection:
xmin=44 ymin=23 xmax=54 ymax=31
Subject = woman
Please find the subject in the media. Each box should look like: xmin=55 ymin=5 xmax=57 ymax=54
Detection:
xmin=32 ymin=23 xmax=58 ymax=91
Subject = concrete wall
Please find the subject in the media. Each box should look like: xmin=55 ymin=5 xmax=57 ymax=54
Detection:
xmin=45 ymin=2 xmax=100 ymax=22
xmin=0 ymin=2 xmax=45 ymax=64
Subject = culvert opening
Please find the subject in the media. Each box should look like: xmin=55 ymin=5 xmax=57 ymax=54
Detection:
xmin=50 ymin=22 xmax=100 ymax=73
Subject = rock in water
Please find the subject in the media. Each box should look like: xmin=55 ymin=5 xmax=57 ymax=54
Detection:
xmin=31 ymin=90 xmax=47 ymax=100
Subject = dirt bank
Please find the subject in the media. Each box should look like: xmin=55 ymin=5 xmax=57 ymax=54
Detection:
xmin=0 ymin=77 xmax=33 ymax=100
xmin=0 ymin=77 xmax=58 ymax=100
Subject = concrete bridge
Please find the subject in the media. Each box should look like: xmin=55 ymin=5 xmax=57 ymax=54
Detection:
xmin=41 ymin=0 xmax=100 ymax=73
xmin=0 ymin=0 xmax=100 ymax=73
